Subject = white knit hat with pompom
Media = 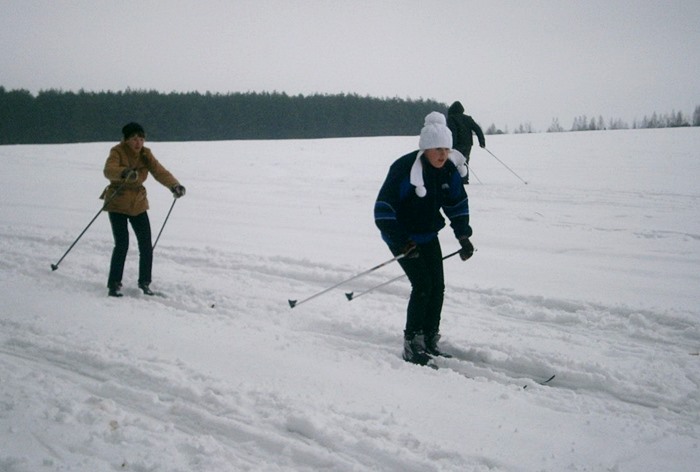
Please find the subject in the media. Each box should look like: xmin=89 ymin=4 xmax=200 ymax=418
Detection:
xmin=410 ymin=112 xmax=464 ymax=197
xmin=418 ymin=111 xmax=452 ymax=151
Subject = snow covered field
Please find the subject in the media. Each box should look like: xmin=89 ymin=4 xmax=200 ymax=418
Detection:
xmin=1 ymin=127 xmax=699 ymax=471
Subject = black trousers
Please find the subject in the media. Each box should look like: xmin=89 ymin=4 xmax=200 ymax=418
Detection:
xmin=107 ymin=211 xmax=152 ymax=287
xmin=395 ymin=238 xmax=445 ymax=337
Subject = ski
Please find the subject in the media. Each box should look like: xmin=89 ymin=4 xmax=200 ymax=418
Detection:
xmin=430 ymin=351 xmax=453 ymax=359
xmin=523 ymin=374 xmax=556 ymax=389
xmin=107 ymin=290 xmax=167 ymax=299
xmin=430 ymin=354 xmax=555 ymax=388
xmin=540 ymin=374 xmax=556 ymax=384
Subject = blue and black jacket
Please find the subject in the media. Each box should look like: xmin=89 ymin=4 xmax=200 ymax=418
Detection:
xmin=374 ymin=150 xmax=472 ymax=251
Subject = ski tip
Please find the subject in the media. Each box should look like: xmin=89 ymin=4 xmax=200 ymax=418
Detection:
xmin=288 ymin=300 xmax=297 ymax=308
xmin=523 ymin=374 xmax=556 ymax=389
xmin=345 ymin=292 xmax=354 ymax=301
xmin=50 ymin=263 xmax=58 ymax=271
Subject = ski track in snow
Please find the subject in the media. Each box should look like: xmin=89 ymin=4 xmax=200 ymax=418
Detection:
xmin=2 ymin=235 xmax=508 ymax=471
xmin=1 ymin=130 xmax=700 ymax=471
xmin=3 ymin=226 xmax=699 ymax=468
xmin=1 ymin=339 xmax=462 ymax=471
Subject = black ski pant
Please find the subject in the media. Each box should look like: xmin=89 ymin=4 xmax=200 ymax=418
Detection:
xmin=107 ymin=211 xmax=152 ymax=288
xmin=394 ymin=237 xmax=445 ymax=337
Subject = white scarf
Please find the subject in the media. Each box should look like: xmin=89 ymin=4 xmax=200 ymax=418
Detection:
xmin=410 ymin=150 xmax=469 ymax=197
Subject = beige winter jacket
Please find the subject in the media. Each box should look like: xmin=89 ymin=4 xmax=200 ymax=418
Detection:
xmin=100 ymin=142 xmax=180 ymax=216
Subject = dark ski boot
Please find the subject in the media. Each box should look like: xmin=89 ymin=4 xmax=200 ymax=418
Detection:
xmin=425 ymin=332 xmax=452 ymax=358
xmin=138 ymin=283 xmax=154 ymax=296
xmin=108 ymin=282 xmax=123 ymax=298
xmin=402 ymin=331 xmax=431 ymax=366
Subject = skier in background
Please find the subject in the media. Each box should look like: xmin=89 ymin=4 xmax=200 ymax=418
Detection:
xmin=374 ymin=112 xmax=475 ymax=366
xmin=101 ymin=122 xmax=186 ymax=297
xmin=447 ymin=101 xmax=485 ymax=184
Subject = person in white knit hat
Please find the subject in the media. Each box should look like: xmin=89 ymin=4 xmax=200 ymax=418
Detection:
xmin=374 ymin=111 xmax=475 ymax=366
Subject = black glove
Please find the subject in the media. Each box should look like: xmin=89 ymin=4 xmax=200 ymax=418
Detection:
xmin=121 ymin=168 xmax=138 ymax=182
xmin=401 ymin=240 xmax=419 ymax=259
xmin=458 ymin=237 xmax=474 ymax=261
xmin=171 ymin=184 xmax=186 ymax=198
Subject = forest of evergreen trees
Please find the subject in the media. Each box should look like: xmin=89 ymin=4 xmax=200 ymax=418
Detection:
xmin=0 ymin=87 xmax=446 ymax=144
xmin=1 ymin=86 xmax=698 ymax=144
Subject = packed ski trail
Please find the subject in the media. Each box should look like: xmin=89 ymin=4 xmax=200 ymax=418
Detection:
xmin=1 ymin=129 xmax=699 ymax=471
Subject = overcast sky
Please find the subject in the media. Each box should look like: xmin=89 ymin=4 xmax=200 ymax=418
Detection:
xmin=2 ymin=0 xmax=699 ymax=131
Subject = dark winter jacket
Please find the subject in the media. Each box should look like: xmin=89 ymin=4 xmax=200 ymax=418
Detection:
xmin=374 ymin=151 xmax=472 ymax=250
xmin=101 ymin=142 xmax=180 ymax=216
xmin=447 ymin=101 xmax=485 ymax=154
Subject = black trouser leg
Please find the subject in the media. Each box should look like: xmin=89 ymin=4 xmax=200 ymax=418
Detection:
xmin=396 ymin=238 xmax=445 ymax=336
xmin=129 ymin=212 xmax=153 ymax=286
xmin=108 ymin=212 xmax=129 ymax=288
xmin=462 ymin=145 xmax=473 ymax=183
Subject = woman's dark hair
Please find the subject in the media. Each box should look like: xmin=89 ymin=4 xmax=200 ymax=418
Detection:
xmin=122 ymin=122 xmax=146 ymax=140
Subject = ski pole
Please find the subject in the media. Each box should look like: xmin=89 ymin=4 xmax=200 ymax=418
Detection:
xmin=152 ymin=197 xmax=177 ymax=251
xmin=467 ymin=164 xmax=483 ymax=184
xmin=50 ymin=182 xmax=126 ymax=271
xmin=288 ymin=252 xmax=408 ymax=308
xmin=345 ymin=249 xmax=463 ymax=301
xmin=483 ymin=147 xmax=528 ymax=184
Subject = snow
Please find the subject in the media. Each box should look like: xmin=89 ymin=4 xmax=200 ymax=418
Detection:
xmin=1 ymin=127 xmax=699 ymax=471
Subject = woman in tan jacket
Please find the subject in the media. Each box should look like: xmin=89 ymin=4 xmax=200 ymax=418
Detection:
xmin=101 ymin=122 xmax=186 ymax=297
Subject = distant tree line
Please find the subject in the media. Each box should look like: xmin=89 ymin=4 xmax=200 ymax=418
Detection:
xmin=541 ymin=107 xmax=698 ymax=134
xmin=0 ymin=86 xmax=446 ymax=144
xmin=2 ymin=86 xmax=698 ymax=143
xmin=487 ymin=106 xmax=700 ymax=135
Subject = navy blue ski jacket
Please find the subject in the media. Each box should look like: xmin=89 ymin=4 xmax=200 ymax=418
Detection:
xmin=374 ymin=151 xmax=472 ymax=250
